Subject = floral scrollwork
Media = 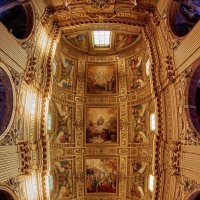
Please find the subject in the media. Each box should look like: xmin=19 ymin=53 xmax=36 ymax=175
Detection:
xmin=74 ymin=119 xmax=83 ymax=131
xmin=77 ymin=72 xmax=85 ymax=82
xmin=120 ymin=118 xmax=128 ymax=131
xmin=88 ymin=0 xmax=112 ymax=10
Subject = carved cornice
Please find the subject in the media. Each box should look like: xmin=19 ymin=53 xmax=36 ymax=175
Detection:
xmin=24 ymin=57 xmax=37 ymax=85
xmin=39 ymin=25 xmax=60 ymax=199
xmin=18 ymin=142 xmax=32 ymax=175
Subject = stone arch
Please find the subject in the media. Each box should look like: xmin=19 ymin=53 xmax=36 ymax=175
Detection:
xmin=186 ymin=59 xmax=200 ymax=133
xmin=0 ymin=185 xmax=19 ymax=200
xmin=0 ymin=63 xmax=16 ymax=141
xmin=0 ymin=0 xmax=34 ymax=40
xmin=184 ymin=189 xmax=200 ymax=200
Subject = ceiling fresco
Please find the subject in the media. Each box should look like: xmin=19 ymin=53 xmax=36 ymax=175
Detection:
xmin=48 ymin=24 xmax=155 ymax=199
xmin=63 ymin=30 xmax=141 ymax=54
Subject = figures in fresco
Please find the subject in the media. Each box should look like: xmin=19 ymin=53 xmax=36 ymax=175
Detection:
xmin=87 ymin=75 xmax=116 ymax=94
xmin=55 ymin=160 xmax=73 ymax=199
xmin=86 ymin=159 xmax=117 ymax=194
xmin=132 ymin=105 xmax=148 ymax=143
xmin=128 ymin=55 xmax=146 ymax=90
xmin=86 ymin=64 xmax=116 ymax=94
xmin=54 ymin=104 xmax=72 ymax=143
xmin=86 ymin=113 xmax=117 ymax=144
xmin=115 ymin=32 xmax=138 ymax=49
xmin=130 ymin=162 xmax=147 ymax=198
xmin=66 ymin=33 xmax=89 ymax=50
xmin=57 ymin=54 xmax=74 ymax=89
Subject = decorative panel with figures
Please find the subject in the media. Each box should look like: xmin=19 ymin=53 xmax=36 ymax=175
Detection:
xmin=86 ymin=62 xmax=117 ymax=95
xmin=54 ymin=46 xmax=77 ymax=91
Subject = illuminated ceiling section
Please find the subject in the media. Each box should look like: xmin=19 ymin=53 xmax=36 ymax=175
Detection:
xmin=93 ymin=30 xmax=111 ymax=48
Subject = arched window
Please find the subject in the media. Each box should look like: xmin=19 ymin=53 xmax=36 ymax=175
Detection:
xmin=146 ymin=59 xmax=151 ymax=77
xmin=169 ymin=0 xmax=200 ymax=37
xmin=188 ymin=191 xmax=200 ymax=200
xmin=0 ymin=0 xmax=34 ymax=39
xmin=0 ymin=190 xmax=14 ymax=200
xmin=0 ymin=65 xmax=14 ymax=137
xmin=188 ymin=65 xmax=200 ymax=133
xmin=48 ymin=175 xmax=54 ymax=192
xmin=47 ymin=114 xmax=52 ymax=131
xmin=150 ymin=113 xmax=156 ymax=131
xmin=148 ymin=174 xmax=154 ymax=192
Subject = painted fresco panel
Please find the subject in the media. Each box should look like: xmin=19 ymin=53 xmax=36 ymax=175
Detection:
xmin=128 ymin=102 xmax=153 ymax=145
xmin=127 ymin=52 xmax=149 ymax=91
xmin=115 ymin=32 xmax=139 ymax=49
xmin=85 ymin=107 xmax=118 ymax=145
xmin=51 ymin=102 xmax=74 ymax=144
xmin=85 ymin=157 xmax=118 ymax=195
xmin=54 ymin=159 xmax=75 ymax=199
xmin=65 ymin=32 xmax=90 ymax=50
xmin=126 ymin=160 xmax=148 ymax=199
xmin=54 ymin=52 xmax=75 ymax=90
xmin=86 ymin=63 xmax=117 ymax=94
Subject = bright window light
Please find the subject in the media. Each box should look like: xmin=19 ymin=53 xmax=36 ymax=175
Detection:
xmin=93 ymin=30 xmax=111 ymax=47
xmin=47 ymin=114 xmax=52 ymax=131
xmin=148 ymin=174 xmax=154 ymax=192
xmin=150 ymin=113 xmax=156 ymax=131
xmin=48 ymin=175 xmax=54 ymax=191
xmin=146 ymin=59 xmax=151 ymax=76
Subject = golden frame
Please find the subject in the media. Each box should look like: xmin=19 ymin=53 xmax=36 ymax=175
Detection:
xmin=84 ymin=156 xmax=119 ymax=196
xmin=86 ymin=62 xmax=118 ymax=95
xmin=84 ymin=105 xmax=119 ymax=146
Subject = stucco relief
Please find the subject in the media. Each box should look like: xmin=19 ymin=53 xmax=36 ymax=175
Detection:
xmin=175 ymin=70 xmax=200 ymax=144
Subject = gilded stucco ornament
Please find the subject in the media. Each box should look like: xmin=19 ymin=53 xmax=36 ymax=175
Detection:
xmin=88 ymin=0 xmax=112 ymax=10
xmin=0 ymin=128 xmax=18 ymax=145
xmin=5 ymin=177 xmax=20 ymax=192
xmin=18 ymin=142 xmax=32 ymax=175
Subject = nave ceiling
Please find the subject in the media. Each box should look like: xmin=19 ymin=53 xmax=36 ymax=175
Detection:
xmin=41 ymin=1 xmax=159 ymax=199
xmin=1 ymin=0 xmax=200 ymax=200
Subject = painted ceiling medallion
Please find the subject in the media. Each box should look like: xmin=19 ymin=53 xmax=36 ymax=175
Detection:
xmin=90 ymin=0 xmax=112 ymax=9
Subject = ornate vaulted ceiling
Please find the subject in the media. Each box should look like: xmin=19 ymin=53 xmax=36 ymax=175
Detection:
xmin=40 ymin=0 xmax=159 ymax=199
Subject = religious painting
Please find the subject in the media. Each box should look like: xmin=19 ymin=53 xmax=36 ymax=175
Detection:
xmin=127 ymin=52 xmax=149 ymax=91
xmin=52 ymin=102 xmax=74 ymax=144
xmin=169 ymin=0 xmax=200 ymax=37
xmin=127 ymin=161 xmax=148 ymax=199
xmin=54 ymin=159 xmax=75 ymax=199
xmin=65 ymin=32 xmax=90 ymax=50
xmin=86 ymin=63 xmax=117 ymax=94
xmin=128 ymin=103 xmax=149 ymax=144
xmin=85 ymin=107 xmax=118 ymax=145
xmin=115 ymin=32 xmax=139 ymax=50
xmin=54 ymin=52 xmax=75 ymax=90
xmin=85 ymin=157 xmax=118 ymax=194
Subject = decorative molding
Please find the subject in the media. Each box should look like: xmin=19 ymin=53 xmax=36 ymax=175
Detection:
xmin=18 ymin=142 xmax=32 ymax=175
xmin=0 ymin=128 xmax=18 ymax=145
xmin=5 ymin=177 xmax=20 ymax=192
xmin=88 ymin=0 xmax=113 ymax=10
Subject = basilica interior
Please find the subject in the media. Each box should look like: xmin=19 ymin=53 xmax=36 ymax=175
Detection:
xmin=0 ymin=0 xmax=200 ymax=200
